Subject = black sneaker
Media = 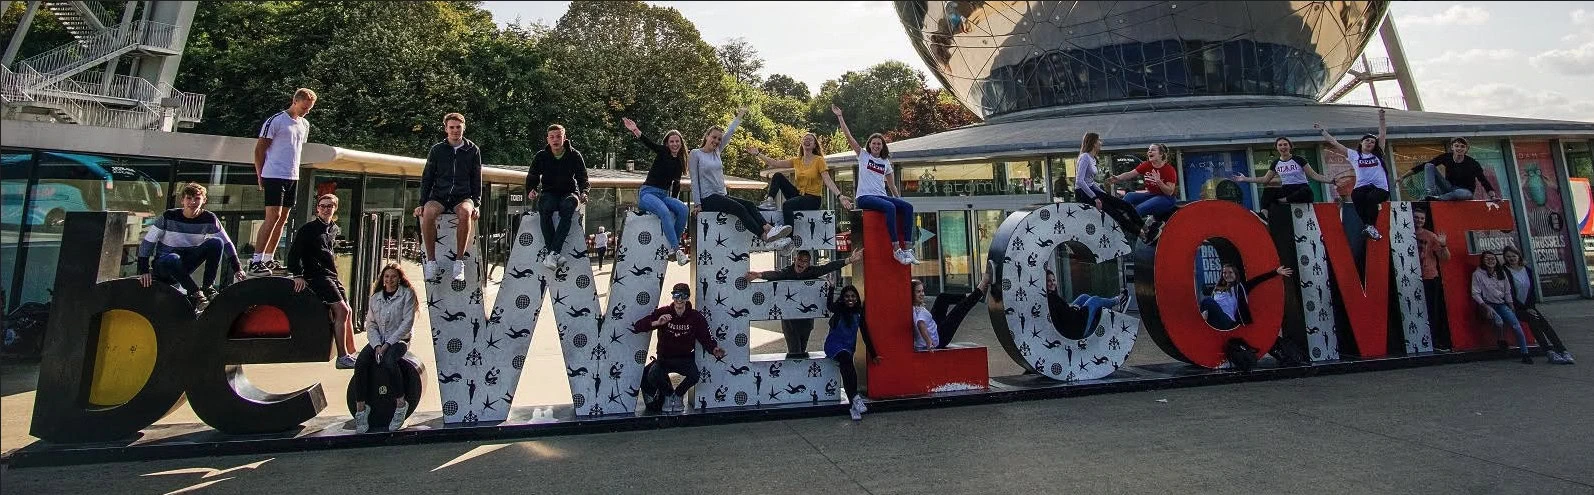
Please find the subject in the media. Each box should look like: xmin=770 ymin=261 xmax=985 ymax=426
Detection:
xmin=187 ymin=292 xmax=210 ymax=312
xmin=247 ymin=261 xmax=272 ymax=278
xmin=265 ymin=260 xmax=288 ymax=273
xmin=200 ymin=286 xmax=218 ymax=302
xmin=1520 ymin=355 xmax=1534 ymax=364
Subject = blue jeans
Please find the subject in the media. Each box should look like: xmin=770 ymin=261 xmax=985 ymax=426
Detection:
xmin=153 ymin=237 xmax=226 ymax=294
xmin=1425 ymin=166 xmax=1473 ymax=200
xmin=1485 ymin=302 xmax=1529 ymax=355
xmin=856 ymin=195 xmax=915 ymax=244
xmin=1124 ymin=191 xmax=1176 ymax=218
xmin=638 ymin=186 xmax=687 ymax=250
xmin=1073 ymin=294 xmax=1119 ymax=334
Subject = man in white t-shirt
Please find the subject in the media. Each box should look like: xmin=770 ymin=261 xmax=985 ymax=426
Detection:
xmin=592 ymin=226 xmax=610 ymax=269
xmin=248 ymin=88 xmax=317 ymax=277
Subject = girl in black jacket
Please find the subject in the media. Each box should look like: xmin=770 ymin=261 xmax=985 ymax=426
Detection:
xmin=823 ymin=285 xmax=878 ymax=420
xmin=1501 ymin=246 xmax=1574 ymax=364
xmin=1200 ymin=263 xmax=1293 ymax=330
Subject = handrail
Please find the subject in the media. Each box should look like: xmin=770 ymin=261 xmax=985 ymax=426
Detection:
xmin=157 ymin=81 xmax=206 ymax=123
xmin=59 ymin=70 xmax=161 ymax=102
xmin=15 ymin=20 xmax=182 ymax=78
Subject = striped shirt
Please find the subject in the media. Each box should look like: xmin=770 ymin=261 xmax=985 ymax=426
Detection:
xmin=136 ymin=208 xmax=241 ymax=274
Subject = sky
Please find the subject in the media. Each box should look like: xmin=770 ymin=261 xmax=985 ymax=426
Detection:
xmin=481 ymin=1 xmax=1594 ymax=122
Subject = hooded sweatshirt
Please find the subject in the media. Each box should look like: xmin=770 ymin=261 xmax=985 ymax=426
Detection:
xmin=631 ymin=302 xmax=719 ymax=359
xmin=421 ymin=138 xmax=483 ymax=203
xmin=526 ymin=140 xmax=590 ymax=197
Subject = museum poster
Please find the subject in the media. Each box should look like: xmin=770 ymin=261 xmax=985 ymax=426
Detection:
xmin=1181 ymin=150 xmax=1254 ymax=208
xmin=1514 ymin=141 xmax=1578 ymax=297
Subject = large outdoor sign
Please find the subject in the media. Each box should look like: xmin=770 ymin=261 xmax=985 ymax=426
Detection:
xmin=29 ymin=198 xmax=1525 ymax=443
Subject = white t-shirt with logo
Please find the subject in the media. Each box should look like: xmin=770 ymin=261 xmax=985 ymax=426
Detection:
xmin=911 ymin=306 xmax=939 ymax=350
xmin=855 ymin=151 xmax=892 ymax=198
xmin=258 ymin=111 xmax=310 ymax=180
xmin=1351 ymin=151 xmax=1389 ymax=190
xmin=1274 ymin=157 xmax=1309 ymax=185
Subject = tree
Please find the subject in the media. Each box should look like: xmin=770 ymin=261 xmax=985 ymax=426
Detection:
xmin=808 ymin=61 xmax=926 ymax=138
xmin=715 ymin=37 xmax=763 ymax=87
xmin=760 ymin=74 xmax=809 ymax=101
xmin=886 ymin=88 xmax=980 ymax=141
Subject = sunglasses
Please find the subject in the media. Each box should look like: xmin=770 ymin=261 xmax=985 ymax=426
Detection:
xmin=317 ymin=203 xmax=337 ymax=209
xmin=671 ymin=292 xmax=690 ymax=300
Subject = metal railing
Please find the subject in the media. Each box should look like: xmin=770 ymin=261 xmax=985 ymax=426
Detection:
xmin=157 ymin=82 xmax=205 ymax=123
xmin=3 ymin=65 xmax=161 ymax=129
xmin=61 ymin=70 xmax=161 ymax=102
xmin=15 ymin=20 xmax=182 ymax=81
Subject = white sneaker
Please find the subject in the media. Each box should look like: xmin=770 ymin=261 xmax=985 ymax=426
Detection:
xmin=893 ymin=249 xmax=912 ymax=266
xmin=423 ymin=260 xmax=438 ymax=281
xmin=849 ymin=396 xmax=865 ymax=421
xmin=353 ymin=407 xmax=371 ymax=433
xmin=1364 ymin=225 xmax=1383 ymax=240
xmin=767 ymin=237 xmax=793 ymax=251
xmin=452 ymin=260 xmax=466 ymax=282
xmin=542 ymin=253 xmax=559 ymax=269
xmin=389 ymin=400 xmax=409 ymax=431
xmin=764 ymin=224 xmax=793 ymax=241
xmin=903 ymin=250 xmax=922 ymax=265
xmin=556 ymin=254 xmax=569 ymax=268
xmin=674 ymin=250 xmax=691 ymax=267
xmin=852 ymin=395 xmax=868 ymax=414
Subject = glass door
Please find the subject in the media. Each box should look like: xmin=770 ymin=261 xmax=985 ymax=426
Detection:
xmin=937 ymin=210 xmax=971 ymax=293
xmin=351 ymin=210 xmax=404 ymax=325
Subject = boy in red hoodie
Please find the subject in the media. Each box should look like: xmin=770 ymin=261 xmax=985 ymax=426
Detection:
xmin=633 ymin=283 xmax=725 ymax=413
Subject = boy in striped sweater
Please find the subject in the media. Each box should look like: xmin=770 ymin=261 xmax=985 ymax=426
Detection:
xmin=137 ymin=182 xmax=244 ymax=309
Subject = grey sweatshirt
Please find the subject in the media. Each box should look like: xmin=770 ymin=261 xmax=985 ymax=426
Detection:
xmin=689 ymin=115 xmax=741 ymax=203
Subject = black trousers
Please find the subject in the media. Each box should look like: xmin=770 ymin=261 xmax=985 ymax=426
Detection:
xmin=538 ymin=193 xmax=579 ymax=254
xmin=833 ymin=350 xmax=860 ymax=398
xmin=701 ymin=193 xmax=769 ymax=233
xmin=767 ymin=173 xmax=822 ymax=227
xmin=930 ymin=288 xmax=985 ymax=348
xmin=1520 ymin=305 xmax=1568 ymax=353
xmin=1351 ymin=185 xmax=1389 ymax=228
xmin=1075 ymin=187 xmax=1143 ymax=237
xmin=1423 ymin=278 xmax=1452 ymax=349
xmin=352 ymin=341 xmax=414 ymax=403
xmin=783 ymin=319 xmax=814 ymax=357
xmin=594 ymin=246 xmax=607 ymax=268
xmin=646 ymin=355 xmax=700 ymax=400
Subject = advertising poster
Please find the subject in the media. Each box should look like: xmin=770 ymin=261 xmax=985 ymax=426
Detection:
xmin=1181 ymin=150 xmax=1254 ymax=208
xmin=1514 ymin=141 xmax=1578 ymax=297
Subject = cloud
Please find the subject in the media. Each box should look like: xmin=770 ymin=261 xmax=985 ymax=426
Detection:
xmin=1528 ymin=41 xmax=1594 ymax=76
xmin=1574 ymin=9 xmax=1592 ymax=25
xmin=1420 ymin=48 xmax=1519 ymax=66
xmin=1398 ymin=5 xmax=1490 ymax=26
xmin=1423 ymin=82 xmax=1594 ymax=122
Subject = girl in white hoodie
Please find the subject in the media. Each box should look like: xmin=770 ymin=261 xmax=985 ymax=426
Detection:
xmin=353 ymin=264 xmax=418 ymax=432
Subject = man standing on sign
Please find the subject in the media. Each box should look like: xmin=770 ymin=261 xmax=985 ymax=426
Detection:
xmin=288 ymin=194 xmax=358 ymax=369
xmin=526 ymin=124 xmax=589 ymax=270
xmin=248 ymin=88 xmax=317 ymax=277
xmin=415 ymin=112 xmax=483 ymax=283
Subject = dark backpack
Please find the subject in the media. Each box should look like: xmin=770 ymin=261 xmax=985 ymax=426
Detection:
xmin=1225 ymin=338 xmax=1259 ymax=371
xmin=1269 ymin=334 xmax=1309 ymax=367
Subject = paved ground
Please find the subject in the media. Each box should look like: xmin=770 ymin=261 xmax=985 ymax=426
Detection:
xmin=3 ymin=256 xmax=1591 ymax=493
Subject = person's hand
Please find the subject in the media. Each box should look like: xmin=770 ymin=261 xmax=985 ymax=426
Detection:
xmin=575 ymin=192 xmax=587 ymax=205
xmin=745 ymin=270 xmax=762 ymax=281
xmin=471 ymin=208 xmax=479 ymax=219
xmin=413 ymin=206 xmax=423 ymax=218
xmin=293 ymin=277 xmax=307 ymax=292
xmin=234 ymin=271 xmax=247 ymax=282
xmin=257 ymin=177 xmax=264 ymax=191
xmin=1276 ymin=266 xmax=1295 ymax=277
xmin=1378 ymin=108 xmax=1386 ymax=118
xmin=1144 ymin=175 xmax=1162 ymax=187
xmin=831 ymin=104 xmax=843 ymax=117
xmin=1312 ymin=122 xmax=1324 ymax=130
xmin=1094 ymin=198 xmax=1104 ymax=209
xmin=1231 ymin=174 xmax=1248 ymax=183
xmin=736 ymin=107 xmax=748 ymax=118
xmin=138 ymin=273 xmax=153 ymax=287
xmin=839 ymin=195 xmax=853 ymax=209
xmin=1436 ymin=233 xmax=1448 ymax=244
xmin=746 ymin=146 xmax=760 ymax=157
xmin=527 ymin=190 xmax=539 ymax=201
xmin=1489 ymin=191 xmax=1501 ymax=201
xmin=690 ymin=205 xmax=701 ymax=215
xmin=622 ymin=117 xmax=640 ymax=136
xmin=847 ymin=247 xmax=864 ymax=264
xmin=869 ymin=356 xmax=882 ymax=365
xmin=1104 ymin=175 xmax=1118 ymax=184
xmin=711 ymin=347 xmax=727 ymax=360
xmin=654 ymin=314 xmax=673 ymax=327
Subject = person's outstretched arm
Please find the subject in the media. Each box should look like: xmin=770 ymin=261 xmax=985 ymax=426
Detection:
xmin=717 ymin=108 xmax=746 ymax=155
xmin=1314 ymin=122 xmax=1352 ymax=158
xmin=832 ymin=105 xmax=861 ymax=154
xmin=747 ymin=146 xmax=793 ymax=169
xmin=821 ymin=169 xmax=853 ymax=209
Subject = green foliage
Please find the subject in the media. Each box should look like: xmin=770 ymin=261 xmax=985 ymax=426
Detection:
xmin=715 ymin=37 xmax=763 ymax=87
xmin=807 ymin=60 xmax=926 ymax=138
xmin=760 ymin=74 xmax=809 ymax=101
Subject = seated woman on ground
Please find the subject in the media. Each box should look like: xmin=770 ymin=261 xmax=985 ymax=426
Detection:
xmin=353 ymin=263 xmax=418 ymax=433
xmin=1199 ymin=263 xmax=1293 ymax=330
xmin=1500 ymin=245 xmax=1574 ymax=364
xmin=1472 ymin=250 xmax=1532 ymax=364
xmin=911 ymin=269 xmax=992 ymax=351
xmin=823 ymin=284 xmax=879 ymax=420
xmin=748 ymin=132 xmax=851 ymax=227
xmin=1044 ymin=270 xmax=1130 ymax=341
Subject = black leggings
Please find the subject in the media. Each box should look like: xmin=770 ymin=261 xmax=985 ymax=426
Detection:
xmin=352 ymin=341 xmax=415 ymax=403
xmin=647 ymin=355 xmax=700 ymax=398
xmin=833 ymin=350 xmax=860 ymax=398
xmin=1520 ymin=306 xmax=1568 ymax=353
xmin=1075 ymin=187 xmax=1143 ymax=236
xmin=929 ymin=288 xmax=985 ymax=348
xmin=1351 ymin=185 xmax=1389 ymax=228
xmin=768 ymin=172 xmax=822 ymax=226
xmin=1424 ymin=278 xmax=1452 ymax=349
xmin=701 ymin=193 xmax=769 ymax=233
xmin=1277 ymin=184 xmax=1313 ymax=204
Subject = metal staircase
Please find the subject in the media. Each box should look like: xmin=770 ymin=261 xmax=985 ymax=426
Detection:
xmin=2 ymin=1 xmax=203 ymax=130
